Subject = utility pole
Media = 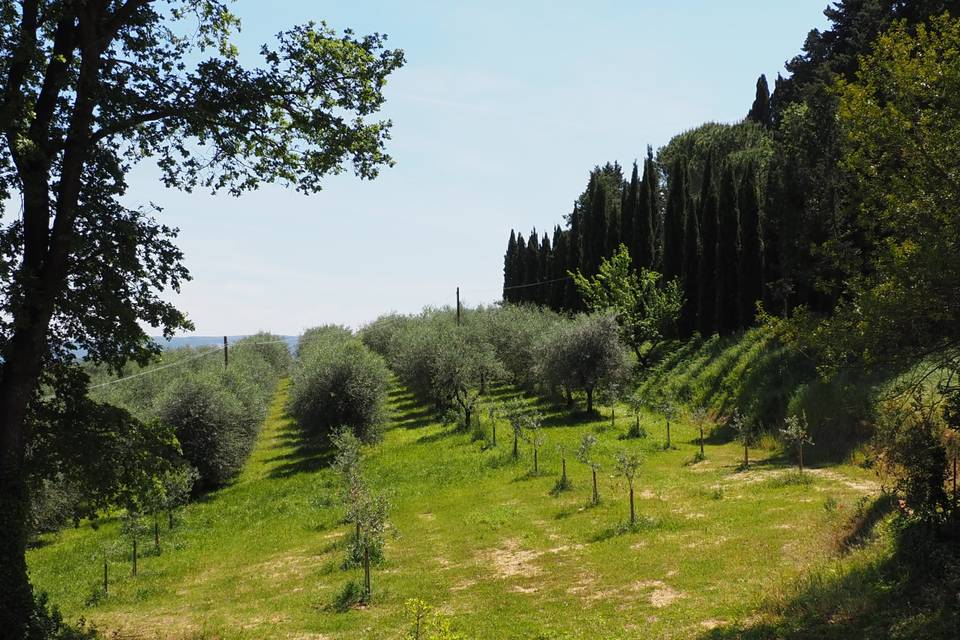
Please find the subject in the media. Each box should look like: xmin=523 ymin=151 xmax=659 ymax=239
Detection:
xmin=223 ymin=336 xmax=228 ymax=369
xmin=456 ymin=287 xmax=461 ymax=326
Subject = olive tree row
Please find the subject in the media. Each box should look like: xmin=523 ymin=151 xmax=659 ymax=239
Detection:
xmin=288 ymin=327 xmax=390 ymax=443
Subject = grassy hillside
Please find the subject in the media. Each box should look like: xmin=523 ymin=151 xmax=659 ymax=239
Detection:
xmin=29 ymin=371 xmax=884 ymax=639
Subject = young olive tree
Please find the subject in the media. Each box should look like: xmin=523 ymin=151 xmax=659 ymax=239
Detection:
xmin=691 ymin=406 xmax=710 ymax=459
xmin=730 ymin=410 xmax=755 ymax=468
xmin=554 ymin=444 xmax=571 ymax=492
xmin=161 ymin=465 xmax=198 ymax=530
xmin=599 ymin=380 xmax=627 ymax=429
xmin=625 ymin=393 xmax=647 ymax=439
xmin=780 ymin=412 xmax=814 ymax=474
xmin=355 ymin=488 xmax=390 ymax=602
xmin=121 ymin=507 xmax=147 ymax=577
xmin=615 ymin=450 xmax=642 ymax=526
xmin=577 ymin=434 xmax=602 ymax=505
xmin=538 ymin=314 xmax=629 ymax=414
xmin=659 ymin=398 xmax=677 ymax=449
xmin=524 ymin=412 xmax=545 ymax=475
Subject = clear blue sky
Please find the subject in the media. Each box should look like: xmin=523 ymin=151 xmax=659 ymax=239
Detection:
xmin=127 ymin=1 xmax=830 ymax=336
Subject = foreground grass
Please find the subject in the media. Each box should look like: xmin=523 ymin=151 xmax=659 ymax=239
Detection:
xmin=29 ymin=379 xmax=882 ymax=639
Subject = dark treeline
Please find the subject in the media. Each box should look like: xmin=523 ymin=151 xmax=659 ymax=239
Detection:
xmin=503 ymin=0 xmax=957 ymax=337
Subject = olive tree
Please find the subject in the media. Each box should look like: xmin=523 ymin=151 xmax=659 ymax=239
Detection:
xmin=576 ymin=434 xmax=602 ymax=505
xmin=615 ymin=450 xmax=642 ymax=526
xmin=538 ymin=314 xmax=629 ymax=414
xmin=625 ymin=392 xmax=647 ymax=439
xmin=288 ymin=336 xmax=390 ymax=443
xmin=691 ymin=406 xmax=710 ymax=459
xmin=730 ymin=410 xmax=755 ymax=468
xmin=780 ymin=412 xmax=814 ymax=474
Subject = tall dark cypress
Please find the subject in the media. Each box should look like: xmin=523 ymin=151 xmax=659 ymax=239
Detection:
xmin=661 ymin=158 xmax=686 ymax=283
xmin=539 ymin=232 xmax=552 ymax=306
xmin=525 ymin=229 xmax=540 ymax=302
xmin=680 ymin=166 xmax=700 ymax=336
xmin=697 ymin=156 xmax=719 ymax=335
xmin=503 ymin=230 xmax=517 ymax=302
xmin=583 ymin=173 xmax=609 ymax=276
xmin=636 ymin=151 xmax=657 ymax=269
xmin=565 ymin=203 xmax=584 ymax=310
xmin=747 ymin=74 xmax=772 ymax=127
xmin=514 ymin=233 xmax=527 ymax=301
xmin=738 ymin=166 xmax=763 ymax=324
xmin=550 ymin=226 xmax=567 ymax=310
xmin=716 ymin=164 xmax=741 ymax=333
xmin=621 ymin=162 xmax=639 ymax=268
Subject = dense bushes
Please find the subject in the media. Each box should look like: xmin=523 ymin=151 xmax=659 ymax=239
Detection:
xmin=288 ymin=327 xmax=389 ymax=443
xmin=156 ymin=375 xmax=255 ymax=490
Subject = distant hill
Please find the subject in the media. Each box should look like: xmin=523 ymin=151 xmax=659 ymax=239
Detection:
xmin=154 ymin=335 xmax=298 ymax=352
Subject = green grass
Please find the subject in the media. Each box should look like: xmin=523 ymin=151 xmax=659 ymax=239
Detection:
xmin=28 ymin=378 xmax=884 ymax=639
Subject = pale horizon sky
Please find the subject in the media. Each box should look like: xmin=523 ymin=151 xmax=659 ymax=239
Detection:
xmin=125 ymin=1 xmax=831 ymax=336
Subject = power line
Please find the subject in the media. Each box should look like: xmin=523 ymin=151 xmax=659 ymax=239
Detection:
xmin=88 ymin=338 xmax=292 ymax=390
xmin=501 ymin=275 xmax=572 ymax=291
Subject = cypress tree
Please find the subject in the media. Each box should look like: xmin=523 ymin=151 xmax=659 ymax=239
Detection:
xmin=539 ymin=232 xmax=552 ymax=306
xmin=697 ymin=156 xmax=719 ymax=335
xmin=525 ymin=229 xmax=540 ymax=302
xmin=716 ymin=164 xmax=741 ymax=333
xmin=565 ymin=203 xmax=585 ymax=310
xmin=621 ymin=162 xmax=639 ymax=269
xmin=583 ymin=173 xmax=609 ymax=275
xmin=680 ymin=167 xmax=700 ymax=336
xmin=550 ymin=226 xmax=567 ymax=310
xmin=503 ymin=230 xmax=517 ymax=302
xmin=747 ymin=74 xmax=772 ymax=127
xmin=636 ymin=150 xmax=657 ymax=269
xmin=661 ymin=158 xmax=686 ymax=283
xmin=514 ymin=233 xmax=527 ymax=301
xmin=738 ymin=166 xmax=764 ymax=324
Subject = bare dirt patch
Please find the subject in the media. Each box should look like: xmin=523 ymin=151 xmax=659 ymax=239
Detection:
xmin=482 ymin=538 xmax=543 ymax=579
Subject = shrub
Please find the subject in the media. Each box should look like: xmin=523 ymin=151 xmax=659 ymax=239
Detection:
xmin=156 ymin=374 xmax=255 ymax=489
xmin=288 ymin=333 xmax=389 ymax=443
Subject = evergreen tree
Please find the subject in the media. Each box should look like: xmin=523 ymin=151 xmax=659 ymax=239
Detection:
xmin=681 ymin=170 xmax=701 ymax=336
xmin=551 ymin=226 xmax=568 ymax=309
xmin=515 ymin=234 xmax=527 ymax=301
xmin=738 ymin=166 xmax=764 ymax=325
xmin=525 ymin=230 xmax=541 ymax=302
xmin=503 ymin=230 xmax=518 ymax=303
xmin=539 ymin=232 xmax=552 ymax=306
xmin=698 ymin=156 xmax=720 ymax=335
xmin=621 ymin=162 xmax=640 ymax=269
xmin=747 ymin=74 xmax=772 ymax=127
xmin=717 ymin=163 xmax=741 ymax=333
xmin=565 ymin=203 xmax=585 ymax=310
xmin=661 ymin=158 xmax=686 ymax=283
xmin=636 ymin=150 xmax=658 ymax=269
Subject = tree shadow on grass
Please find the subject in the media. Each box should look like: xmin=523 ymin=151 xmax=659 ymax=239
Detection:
xmin=589 ymin=516 xmax=660 ymax=542
xmin=266 ymin=417 xmax=334 ymax=479
xmin=699 ymin=522 xmax=960 ymax=640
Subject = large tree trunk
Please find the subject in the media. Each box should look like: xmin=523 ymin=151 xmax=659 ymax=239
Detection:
xmin=586 ymin=387 xmax=594 ymax=414
xmin=0 ymin=322 xmax=55 ymax=638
